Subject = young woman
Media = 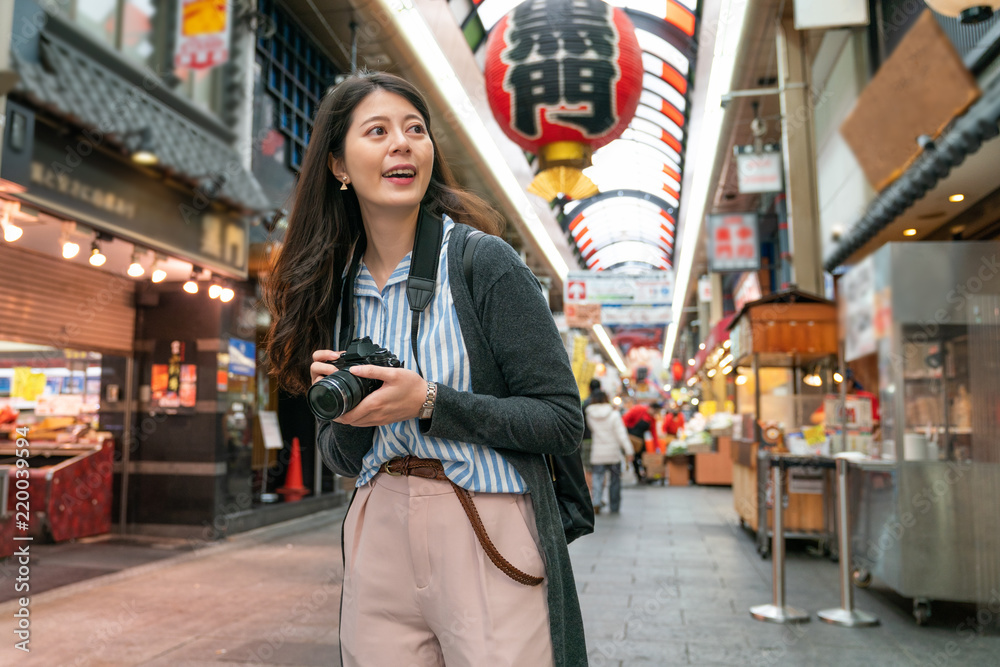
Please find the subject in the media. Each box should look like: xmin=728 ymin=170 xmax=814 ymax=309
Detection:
xmin=584 ymin=389 xmax=633 ymax=514
xmin=264 ymin=71 xmax=586 ymax=666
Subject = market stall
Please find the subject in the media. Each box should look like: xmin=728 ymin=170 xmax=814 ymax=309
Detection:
xmin=842 ymin=242 xmax=1000 ymax=624
xmin=728 ymin=290 xmax=839 ymax=556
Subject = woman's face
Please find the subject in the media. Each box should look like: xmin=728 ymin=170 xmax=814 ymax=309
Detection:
xmin=331 ymin=89 xmax=434 ymax=219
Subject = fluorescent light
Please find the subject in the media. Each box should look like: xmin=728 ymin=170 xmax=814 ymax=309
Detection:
xmin=387 ymin=0 xmax=570 ymax=283
xmin=664 ymin=0 xmax=751 ymax=363
xmin=593 ymin=324 xmax=628 ymax=374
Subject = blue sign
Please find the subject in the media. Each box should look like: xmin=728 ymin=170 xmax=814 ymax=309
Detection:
xmin=228 ymin=339 xmax=256 ymax=377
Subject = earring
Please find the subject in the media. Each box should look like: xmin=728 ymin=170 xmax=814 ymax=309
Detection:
xmin=340 ymin=177 xmax=348 ymax=191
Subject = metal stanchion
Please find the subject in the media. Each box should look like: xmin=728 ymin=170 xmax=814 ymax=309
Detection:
xmin=818 ymin=456 xmax=880 ymax=627
xmin=751 ymin=460 xmax=810 ymax=624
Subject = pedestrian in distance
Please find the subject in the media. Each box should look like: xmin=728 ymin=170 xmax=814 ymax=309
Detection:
xmin=264 ymin=71 xmax=587 ymax=667
xmin=585 ymin=389 xmax=633 ymax=514
xmin=579 ymin=377 xmax=603 ymax=490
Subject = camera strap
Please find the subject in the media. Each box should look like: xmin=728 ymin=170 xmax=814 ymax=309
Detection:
xmin=338 ymin=207 xmax=443 ymax=379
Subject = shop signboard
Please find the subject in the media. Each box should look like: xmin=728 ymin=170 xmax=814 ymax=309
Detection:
xmin=698 ymin=276 xmax=712 ymax=302
xmin=841 ymin=255 xmax=877 ymax=361
xmin=564 ymin=270 xmax=673 ymax=305
xmin=228 ymin=339 xmax=256 ymax=377
xmin=600 ymin=304 xmax=672 ymax=325
xmin=707 ymin=213 xmax=759 ymax=273
xmin=733 ymin=271 xmax=762 ymax=314
xmin=736 ymin=150 xmax=783 ymax=194
xmin=565 ymin=303 xmax=602 ymax=329
xmin=0 ymin=113 xmax=249 ymax=278
xmin=175 ymin=0 xmax=232 ymax=70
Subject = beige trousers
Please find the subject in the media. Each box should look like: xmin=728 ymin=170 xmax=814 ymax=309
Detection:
xmin=340 ymin=472 xmax=555 ymax=667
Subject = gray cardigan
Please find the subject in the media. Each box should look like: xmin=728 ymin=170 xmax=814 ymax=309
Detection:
xmin=317 ymin=223 xmax=588 ymax=666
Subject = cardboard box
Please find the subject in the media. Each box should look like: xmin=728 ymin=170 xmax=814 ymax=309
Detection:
xmin=642 ymin=452 xmax=666 ymax=479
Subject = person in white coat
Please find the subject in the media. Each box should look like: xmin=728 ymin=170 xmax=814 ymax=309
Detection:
xmin=585 ymin=390 xmax=633 ymax=514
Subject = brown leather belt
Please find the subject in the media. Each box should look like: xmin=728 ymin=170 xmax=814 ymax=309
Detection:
xmin=377 ymin=456 xmax=543 ymax=587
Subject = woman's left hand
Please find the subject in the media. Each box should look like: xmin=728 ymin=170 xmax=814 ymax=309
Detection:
xmin=332 ymin=365 xmax=428 ymax=427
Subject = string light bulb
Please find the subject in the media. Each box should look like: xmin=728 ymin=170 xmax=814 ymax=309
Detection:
xmin=220 ymin=287 xmax=235 ymax=302
xmin=209 ymin=284 xmax=222 ymax=299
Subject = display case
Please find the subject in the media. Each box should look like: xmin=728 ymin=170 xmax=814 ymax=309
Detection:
xmin=727 ymin=291 xmax=839 ymax=556
xmin=845 ymin=242 xmax=1000 ymax=623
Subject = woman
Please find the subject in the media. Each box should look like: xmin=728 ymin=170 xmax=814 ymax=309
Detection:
xmin=585 ymin=390 xmax=633 ymax=514
xmin=264 ymin=71 xmax=586 ymax=667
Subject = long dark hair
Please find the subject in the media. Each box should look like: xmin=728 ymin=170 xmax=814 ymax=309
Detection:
xmin=264 ymin=70 xmax=504 ymax=395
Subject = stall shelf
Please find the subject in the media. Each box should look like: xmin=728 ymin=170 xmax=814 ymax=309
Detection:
xmin=727 ymin=290 xmax=839 ymax=557
xmin=842 ymin=242 xmax=1000 ymax=624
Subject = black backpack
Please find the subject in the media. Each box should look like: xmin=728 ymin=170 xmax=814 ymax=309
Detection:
xmin=464 ymin=231 xmax=595 ymax=544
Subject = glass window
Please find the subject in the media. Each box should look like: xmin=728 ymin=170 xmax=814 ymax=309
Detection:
xmin=74 ymin=0 xmax=118 ymax=49
xmin=121 ymin=0 xmax=156 ymax=67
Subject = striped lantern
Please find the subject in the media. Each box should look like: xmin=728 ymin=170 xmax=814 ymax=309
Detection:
xmin=484 ymin=0 xmax=643 ymax=201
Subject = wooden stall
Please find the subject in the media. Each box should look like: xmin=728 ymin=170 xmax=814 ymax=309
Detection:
xmin=727 ymin=291 xmax=839 ymax=556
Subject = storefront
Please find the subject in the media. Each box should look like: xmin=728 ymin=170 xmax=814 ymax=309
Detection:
xmin=0 ymin=6 xmax=342 ymax=541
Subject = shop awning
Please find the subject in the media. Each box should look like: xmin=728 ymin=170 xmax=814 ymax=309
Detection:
xmin=11 ymin=32 xmax=271 ymax=213
xmin=823 ymin=80 xmax=1000 ymax=272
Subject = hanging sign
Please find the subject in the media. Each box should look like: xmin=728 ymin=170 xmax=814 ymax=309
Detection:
xmin=707 ymin=213 xmax=760 ymax=273
xmin=736 ymin=151 xmax=783 ymax=194
xmin=564 ymin=270 xmax=673 ymax=305
xmin=175 ymin=0 xmax=232 ymax=70
xmin=698 ymin=276 xmax=713 ymax=302
xmin=733 ymin=271 xmax=762 ymax=313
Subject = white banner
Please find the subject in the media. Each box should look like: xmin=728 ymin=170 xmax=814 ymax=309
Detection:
xmin=841 ymin=255 xmax=876 ymax=361
xmin=600 ymin=304 xmax=673 ymax=325
xmin=564 ymin=271 xmax=673 ymax=305
xmin=175 ymin=0 xmax=232 ymax=71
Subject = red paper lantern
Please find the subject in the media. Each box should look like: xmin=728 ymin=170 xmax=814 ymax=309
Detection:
xmin=484 ymin=0 xmax=643 ymax=200
xmin=671 ymin=359 xmax=684 ymax=384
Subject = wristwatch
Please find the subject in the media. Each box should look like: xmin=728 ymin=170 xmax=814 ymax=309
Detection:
xmin=418 ymin=382 xmax=437 ymax=419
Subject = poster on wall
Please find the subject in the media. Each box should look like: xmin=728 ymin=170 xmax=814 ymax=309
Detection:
xmin=228 ymin=339 xmax=256 ymax=377
xmin=175 ymin=0 xmax=232 ymax=70
xmin=151 ymin=340 xmax=198 ymax=411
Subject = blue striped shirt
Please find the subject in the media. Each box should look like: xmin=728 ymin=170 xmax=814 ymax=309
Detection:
xmin=345 ymin=216 xmax=527 ymax=493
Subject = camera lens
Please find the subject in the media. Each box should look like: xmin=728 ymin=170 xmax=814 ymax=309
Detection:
xmin=307 ymin=370 xmax=369 ymax=420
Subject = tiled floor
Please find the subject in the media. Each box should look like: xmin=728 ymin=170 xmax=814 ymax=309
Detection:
xmin=1 ymin=482 xmax=997 ymax=665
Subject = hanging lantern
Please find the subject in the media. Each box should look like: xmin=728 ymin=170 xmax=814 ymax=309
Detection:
xmin=671 ymin=359 xmax=684 ymax=384
xmin=924 ymin=1 xmax=999 ymax=23
xmin=484 ymin=0 xmax=643 ymax=201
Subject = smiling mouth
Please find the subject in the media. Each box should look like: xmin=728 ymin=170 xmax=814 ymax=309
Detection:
xmin=382 ymin=169 xmax=416 ymax=178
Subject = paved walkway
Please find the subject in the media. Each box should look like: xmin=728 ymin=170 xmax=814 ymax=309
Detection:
xmin=1 ymin=483 xmax=998 ymax=666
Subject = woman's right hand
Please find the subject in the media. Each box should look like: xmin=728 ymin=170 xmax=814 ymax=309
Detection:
xmin=311 ymin=350 xmax=344 ymax=386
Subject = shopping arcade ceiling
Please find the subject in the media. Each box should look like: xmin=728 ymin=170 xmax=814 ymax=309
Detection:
xmin=468 ymin=0 xmax=698 ymax=275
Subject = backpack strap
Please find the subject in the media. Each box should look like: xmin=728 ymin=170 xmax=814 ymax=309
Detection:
xmin=463 ymin=230 xmax=486 ymax=295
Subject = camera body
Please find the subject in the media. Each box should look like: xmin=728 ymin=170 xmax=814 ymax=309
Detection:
xmin=307 ymin=337 xmax=402 ymax=420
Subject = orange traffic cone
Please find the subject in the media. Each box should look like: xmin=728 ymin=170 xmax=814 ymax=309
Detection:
xmin=278 ymin=437 xmax=309 ymax=502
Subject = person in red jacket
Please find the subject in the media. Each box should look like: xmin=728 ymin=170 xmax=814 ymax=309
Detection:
xmin=662 ymin=404 xmax=685 ymax=437
xmin=622 ymin=402 xmax=662 ymax=481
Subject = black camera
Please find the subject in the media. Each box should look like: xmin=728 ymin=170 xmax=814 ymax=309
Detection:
xmin=307 ymin=337 xmax=402 ymax=420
